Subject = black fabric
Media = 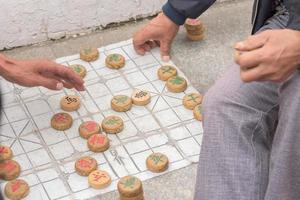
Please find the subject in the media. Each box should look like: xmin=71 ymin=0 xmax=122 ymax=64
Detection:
xmin=168 ymin=0 xmax=216 ymax=19
xmin=284 ymin=0 xmax=300 ymax=30
xmin=251 ymin=0 xmax=275 ymax=33
xmin=252 ymin=0 xmax=300 ymax=33
xmin=166 ymin=0 xmax=300 ymax=33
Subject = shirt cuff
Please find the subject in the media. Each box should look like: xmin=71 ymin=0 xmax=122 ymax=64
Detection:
xmin=162 ymin=2 xmax=187 ymax=25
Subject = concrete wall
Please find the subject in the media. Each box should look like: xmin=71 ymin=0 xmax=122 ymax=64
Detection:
xmin=0 ymin=0 xmax=166 ymax=50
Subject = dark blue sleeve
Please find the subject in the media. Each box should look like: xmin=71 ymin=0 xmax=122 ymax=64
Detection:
xmin=162 ymin=0 xmax=217 ymax=25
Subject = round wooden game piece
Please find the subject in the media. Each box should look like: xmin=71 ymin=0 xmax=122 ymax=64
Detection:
xmin=117 ymin=176 xmax=143 ymax=198
xmin=184 ymin=18 xmax=203 ymax=31
xmin=131 ymin=90 xmax=151 ymax=106
xmin=166 ymin=76 xmax=187 ymax=93
xmin=146 ymin=152 xmax=169 ymax=173
xmin=120 ymin=193 xmax=144 ymax=200
xmin=69 ymin=64 xmax=87 ymax=78
xmin=87 ymin=134 xmax=110 ymax=152
xmin=51 ymin=112 xmax=73 ymax=131
xmin=80 ymin=47 xmax=99 ymax=62
xmin=105 ymin=54 xmax=125 ymax=69
xmin=157 ymin=65 xmax=177 ymax=81
xmin=101 ymin=116 xmax=124 ymax=134
xmin=193 ymin=104 xmax=203 ymax=121
xmin=79 ymin=121 xmax=101 ymax=139
xmin=182 ymin=93 xmax=203 ymax=110
xmin=60 ymin=95 xmax=81 ymax=112
xmin=0 ymin=145 xmax=13 ymax=162
xmin=88 ymin=170 xmax=111 ymax=189
xmin=0 ymin=160 xmax=21 ymax=181
xmin=187 ymin=33 xmax=205 ymax=41
xmin=75 ymin=156 xmax=98 ymax=176
xmin=187 ymin=26 xmax=205 ymax=35
xmin=111 ymin=95 xmax=132 ymax=112
xmin=4 ymin=179 xmax=29 ymax=200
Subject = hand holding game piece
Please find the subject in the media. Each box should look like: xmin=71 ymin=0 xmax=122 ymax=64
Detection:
xmin=234 ymin=29 xmax=300 ymax=82
xmin=75 ymin=156 xmax=98 ymax=176
xmin=5 ymin=179 xmax=29 ymax=200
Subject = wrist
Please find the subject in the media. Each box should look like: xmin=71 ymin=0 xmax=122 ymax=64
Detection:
xmin=159 ymin=13 xmax=179 ymax=29
xmin=292 ymin=30 xmax=300 ymax=65
xmin=0 ymin=54 xmax=15 ymax=76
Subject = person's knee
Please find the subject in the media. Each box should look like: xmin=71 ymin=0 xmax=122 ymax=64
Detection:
xmin=202 ymin=83 xmax=230 ymax=118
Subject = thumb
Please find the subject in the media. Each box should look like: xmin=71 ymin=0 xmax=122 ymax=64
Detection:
xmin=160 ymin=40 xmax=171 ymax=62
xmin=36 ymin=76 xmax=64 ymax=90
xmin=234 ymin=31 xmax=268 ymax=51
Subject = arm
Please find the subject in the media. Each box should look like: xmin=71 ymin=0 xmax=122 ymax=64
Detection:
xmin=133 ymin=0 xmax=216 ymax=60
xmin=163 ymin=0 xmax=217 ymax=25
xmin=0 ymin=54 xmax=85 ymax=91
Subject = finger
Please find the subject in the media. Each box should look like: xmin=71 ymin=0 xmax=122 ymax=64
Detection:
xmin=155 ymin=40 xmax=161 ymax=47
xmin=40 ymin=62 xmax=85 ymax=91
xmin=133 ymin=24 xmax=160 ymax=55
xmin=143 ymin=43 xmax=151 ymax=52
xmin=235 ymin=31 xmax=268 ymax=51
xmin=133 ymin=29 xmax=151 ymax=55
xmin=235 ymin=48 xmax=262 ymax=70
xmin=146 ymin=40 xmax=157 ymax=49
xmin=240 ymin=64 xmax=266 ymax=82
xmin=42 ymin=73 xmax=74 ymax=89
xmin=35 ymin=76 xmax=63 ymax=90
xmin=160 ymin=40 xmax=171 ymax=62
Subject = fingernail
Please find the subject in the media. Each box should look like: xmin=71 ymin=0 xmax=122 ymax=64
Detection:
xmin=162 ymin=56 xmax=170 ymax=62
xmin=56 ymin=82 xmax=63 ymax=90
xmin=235 ymin=42 xmax=244 ymax=49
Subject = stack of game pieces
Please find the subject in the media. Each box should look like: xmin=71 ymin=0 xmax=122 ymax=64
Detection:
xmin=118 ymin=175 xmax=144 ymax=200
xmin=184 ymin=18 xmax=205 ymax=41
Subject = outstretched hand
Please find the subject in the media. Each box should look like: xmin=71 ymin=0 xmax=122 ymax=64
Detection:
xmin=234 ymin=29 xmax=300 ymax=82
xmin=0 ymin=55 xmax=85 ymax=91
xmin=133 ymin=13 xmax=179 ymax=62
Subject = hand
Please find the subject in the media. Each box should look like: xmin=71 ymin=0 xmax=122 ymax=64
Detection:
xmin=0 ymin=55 xmax=85 ymax=91
xmin=133 ymin=13 xmax=179 ymax=62
xmin=234 ymin=29 xmax=300 ymax=82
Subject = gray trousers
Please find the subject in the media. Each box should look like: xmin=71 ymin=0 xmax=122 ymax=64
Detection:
xmin=193 ymin=5 xmax=300 ymax=200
